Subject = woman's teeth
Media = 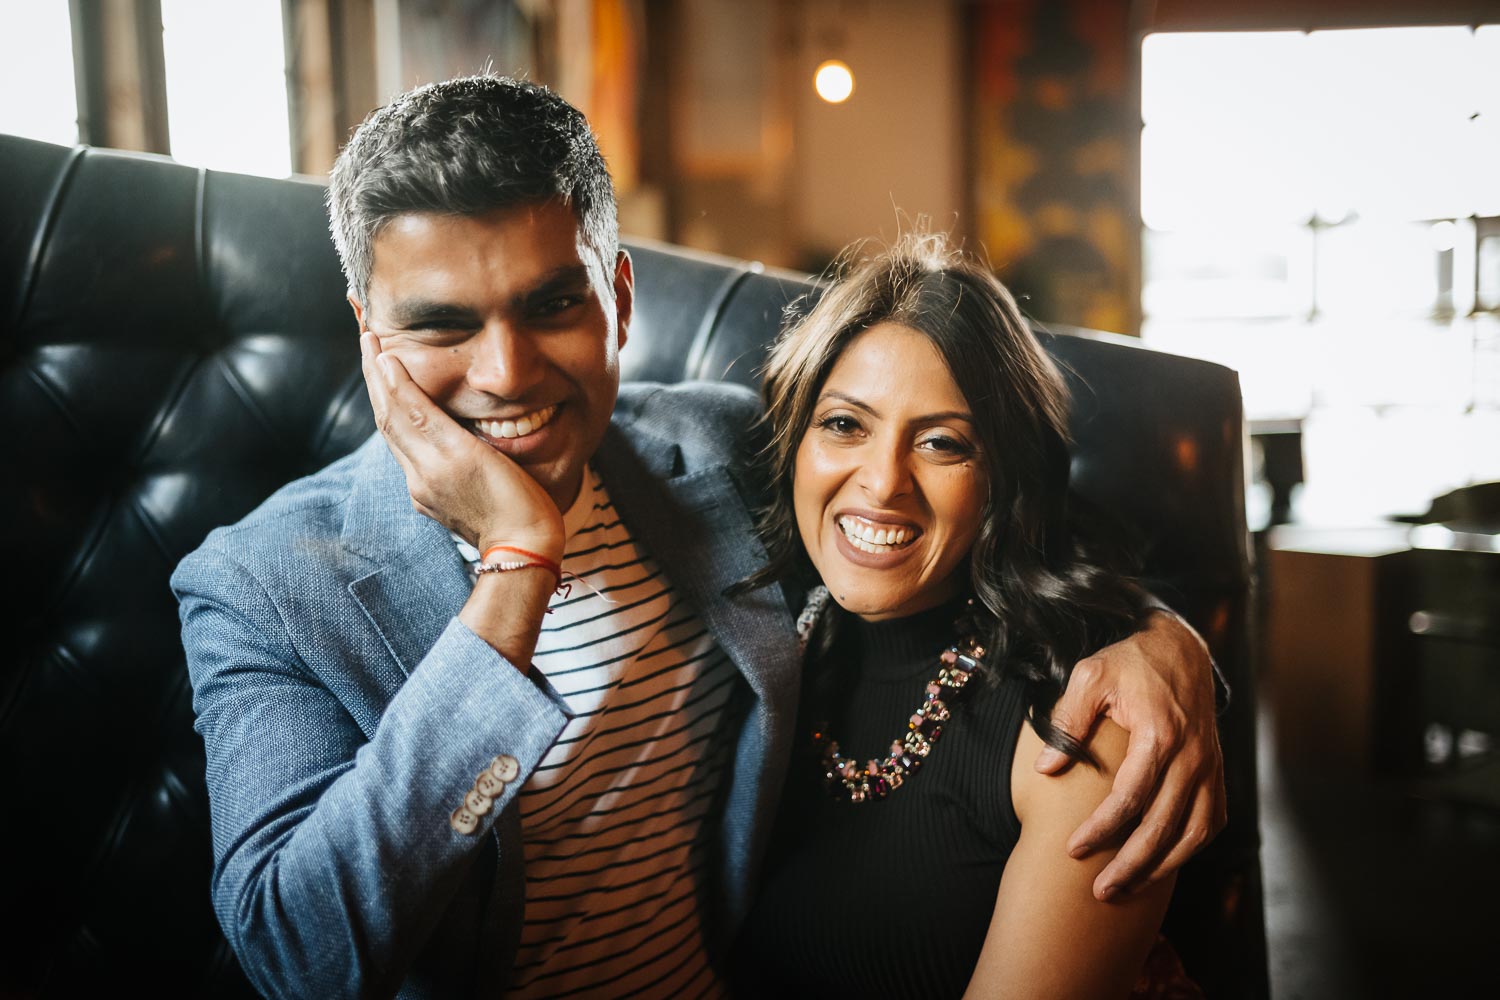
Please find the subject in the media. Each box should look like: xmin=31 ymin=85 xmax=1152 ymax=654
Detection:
xmin=837 ymin=515 xmax=916 ymax=552
xmin=474 ymin=404 xmax=558 ymax=440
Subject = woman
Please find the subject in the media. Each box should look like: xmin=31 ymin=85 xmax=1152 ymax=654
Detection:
xmin=732 ymin=233 xmax=1181 ymax=998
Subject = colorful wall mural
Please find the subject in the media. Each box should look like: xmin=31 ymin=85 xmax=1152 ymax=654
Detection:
xmin=970 ymin=0 xmax=1140 ymax=335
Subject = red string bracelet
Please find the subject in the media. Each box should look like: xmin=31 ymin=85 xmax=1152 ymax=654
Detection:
xmin=475 ymin=545 xmax=620 ymax=613
xmin=477 ymin=545 xmax=563 ymax=583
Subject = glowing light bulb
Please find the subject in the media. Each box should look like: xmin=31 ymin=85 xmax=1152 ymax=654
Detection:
xmin=814 ymin=60 xmax=854 ymax=104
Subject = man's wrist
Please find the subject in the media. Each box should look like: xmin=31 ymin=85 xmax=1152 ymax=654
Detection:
xmin=477 ymin=544 xmax=563 ymax=583
xmin=460 ymin=566 xmax=557 ymax=668
xmin=477 ymin=532 xmax=564 ymax=565
xmin=1147 ymin=607 xmax=1230 ymax=713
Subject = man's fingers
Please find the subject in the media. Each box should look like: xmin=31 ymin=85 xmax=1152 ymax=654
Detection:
xmin=358 ymin=333 xmax=464 ymax=513
xmin=364 ymin=342 xmax=457 ymax=462
xmin=1066 ymin=730 xmax=1166 ymax=857
xmin=1089 ymin=769 xmax=1192 ymax=900
xmin=1036 ymin=659 xmax=1105 ymax=774
xmin=1123 ymin=784 xmax=1220 ymax=889
xmin=359 ymin=332 xmax=390 ymax=422
xmin=1033 ymin=746 xmax=1071 ymax=774
xmin=1208 ymin=739 xmax=1228 ymax=837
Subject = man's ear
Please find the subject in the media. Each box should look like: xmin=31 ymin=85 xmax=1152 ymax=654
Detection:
xmin=613 ymin=250 xmax=634 ymax=351
xmin=348 ymin=294 xmax=368 ymax=332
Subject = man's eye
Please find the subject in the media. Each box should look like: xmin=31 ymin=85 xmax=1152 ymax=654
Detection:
xmin=399 ymin=323 xmax=473 ymax=343
xmin=402 ymin=318 xmax=475 ymax=333
xmin=535 ymin=295 xmax=585 ymax=316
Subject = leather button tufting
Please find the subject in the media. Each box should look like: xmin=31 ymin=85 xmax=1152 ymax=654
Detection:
xmin=449 ymin=806 xmax=480 ymax=835
xmin=464 ymin=789 xmax=494 ymax=816
xmin=475 ymin=771 xmax=506 ymax=798
xmin=488 ymin=754 xmax=520 ymax=783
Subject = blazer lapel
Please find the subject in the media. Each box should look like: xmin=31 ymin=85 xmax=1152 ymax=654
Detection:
xmin=591 ymin=424 xmax=801 ymax=712
xmin=341 ymin=438 xmax=473 ymax=686
xmin=593 ymin=422 xmax=804 ymax=936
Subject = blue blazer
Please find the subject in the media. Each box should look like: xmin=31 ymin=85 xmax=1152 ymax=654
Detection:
xmin=172 ymin=382 xmax=802 ymax=999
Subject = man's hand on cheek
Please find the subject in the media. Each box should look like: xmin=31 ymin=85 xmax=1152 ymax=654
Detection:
xmin=359 ymin=332 xmax=566 ymax=562
xmin=1037 ymin=610 xmax=1226 ymax=900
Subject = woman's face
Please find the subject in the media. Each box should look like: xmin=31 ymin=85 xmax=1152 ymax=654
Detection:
xmin=794 ymin=322 xmax=988 ymax=621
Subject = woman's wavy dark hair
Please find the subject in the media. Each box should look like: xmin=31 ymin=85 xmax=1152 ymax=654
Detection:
xmin=740 ymin=232 xmax=1152 ymax=763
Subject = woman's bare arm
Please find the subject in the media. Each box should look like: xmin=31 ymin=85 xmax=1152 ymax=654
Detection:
xmin=965 ymin=720 xmax=1175 ymax=999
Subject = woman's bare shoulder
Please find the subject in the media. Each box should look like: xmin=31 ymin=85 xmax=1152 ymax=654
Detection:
xmin=1011 ymin=716 xmax=1130 ymax=829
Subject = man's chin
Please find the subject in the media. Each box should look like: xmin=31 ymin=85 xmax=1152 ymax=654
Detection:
xmin=539 ymin=465 xmax=585 ymax=515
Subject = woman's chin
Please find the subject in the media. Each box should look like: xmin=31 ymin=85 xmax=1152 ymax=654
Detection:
xmin=820 ymin=571 xmax=964 ymax=622
xmin=828 ymin=592 xmax=893 ymax=619
xmin=824 ymin=586 xmax=918 ymax=622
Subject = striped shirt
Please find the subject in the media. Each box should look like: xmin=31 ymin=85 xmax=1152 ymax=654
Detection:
xmin=457 ymin=466 xmax=733 ymax=999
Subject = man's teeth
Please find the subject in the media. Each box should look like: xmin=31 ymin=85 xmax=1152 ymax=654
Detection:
xmin=837 ymin=516 xmax=916 ymax=552
xmin=476 ymin=405 xmax=558 ymax=440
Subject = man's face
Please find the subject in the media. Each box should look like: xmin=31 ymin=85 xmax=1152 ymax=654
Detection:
xmin=350 ymin=200 xmax=631 ymax=513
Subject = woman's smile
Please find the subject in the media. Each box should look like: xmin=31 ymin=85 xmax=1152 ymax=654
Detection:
xmin=835 ymin=512 xmax=922 ymax=552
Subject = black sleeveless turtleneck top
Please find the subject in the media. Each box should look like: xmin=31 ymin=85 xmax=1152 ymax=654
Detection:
xmin=732 ymin=599 xmax=1030 ymax=999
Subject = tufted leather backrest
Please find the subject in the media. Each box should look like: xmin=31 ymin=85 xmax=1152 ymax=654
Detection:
xmin=1 ymin=134 xmax=1264 ymax=998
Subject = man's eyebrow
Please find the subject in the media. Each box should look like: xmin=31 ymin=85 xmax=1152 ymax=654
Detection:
xmin=816 ymin=390 xmax=974 ymax=425
xmin=520 ymin=265 xmax=594 ymax=305
xmin=384 ymin=300 xmax=479 ymax=326
xmin=378 ymin=264 xmax=595 ymax=325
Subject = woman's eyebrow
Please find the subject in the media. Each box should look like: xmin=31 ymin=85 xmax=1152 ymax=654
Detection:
xmin=817 ymin=390 xmax=879 ymax=416
xmin=915 ymin=409 xmax=976 ymax=425
xmin=816 ymin=391 xmax=974 ymax=425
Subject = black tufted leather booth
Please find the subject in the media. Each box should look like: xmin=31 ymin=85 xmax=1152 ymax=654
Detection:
xmin=1 ymin=134 xmax=1266 ymax=999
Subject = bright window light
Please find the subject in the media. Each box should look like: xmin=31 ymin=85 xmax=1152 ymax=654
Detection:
xmin=1143 ymin=26 xmax=1499 ymax=325
xmin=1474 ymin=26 xmax=1500 ymax=217
xmin=1143 ymin=27 xmax=1489 ymax=231
xmin=1141 ymin=26 xmax=1500 ymax=528
xmin=1306 ymin=27 xmax=1474 ymax=222
xmin=161 ymin=1 xmax=291 ymax=177
xmin=1141 ymin=32 xmax=1309 ymax=230
xmin=0 ymin=4 xmax=79 ymax=146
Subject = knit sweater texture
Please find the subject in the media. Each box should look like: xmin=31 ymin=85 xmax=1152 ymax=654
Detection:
xmin=733 ymin=597 xmax=1029 ymax=998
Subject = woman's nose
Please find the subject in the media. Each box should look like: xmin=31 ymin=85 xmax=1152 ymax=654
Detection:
xmin=856 ymin=440 xmax=913 ymax=504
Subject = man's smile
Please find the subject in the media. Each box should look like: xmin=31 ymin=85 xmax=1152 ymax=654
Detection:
xmin=468 ymin=402 xmax=560 ymax=440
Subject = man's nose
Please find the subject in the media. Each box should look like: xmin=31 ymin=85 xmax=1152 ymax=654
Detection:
xmin=465 ymin=322 xmax=543 ymax=398
xmin=856 ymin=438 xmax=913 ymax=505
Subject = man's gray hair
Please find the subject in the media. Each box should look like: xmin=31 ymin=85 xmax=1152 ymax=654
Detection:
xmin=327 ymin=75 xmax=619 ymax=302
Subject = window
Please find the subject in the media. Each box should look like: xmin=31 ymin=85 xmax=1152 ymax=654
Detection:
xmin=160 ymin=0 xmax=292 ymax=177
xmin=0 ymin=4 xmax=79 ymax=146
xmin=1143 ymin=27 xmax=1494 ymax=324
xmin=1141 ymin=26 xmax=1500 ymax=526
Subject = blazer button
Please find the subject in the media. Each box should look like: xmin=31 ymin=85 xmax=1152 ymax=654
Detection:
xmin=488 ymin=754 xmax=520 ymax=783
xmin=475 ymin=771 xmax=506 ymax=798
xmin=449 ymin=807 xmax=480 ymax=836
xmin=464 ymin=789 xmax=494 ymax=816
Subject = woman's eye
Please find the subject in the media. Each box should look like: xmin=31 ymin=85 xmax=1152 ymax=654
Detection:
xmin=919 ymin=434 xmax=972 ymax=456
xmin=816 ymin=415 xmax=861 ymax=436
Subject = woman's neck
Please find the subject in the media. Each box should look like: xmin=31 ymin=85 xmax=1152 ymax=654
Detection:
xmin=845 ymin=595 xmax=970 ymax=682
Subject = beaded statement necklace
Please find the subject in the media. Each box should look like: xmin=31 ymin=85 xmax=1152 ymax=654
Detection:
xmin=812 ymin=599 xmax=988 ymax=803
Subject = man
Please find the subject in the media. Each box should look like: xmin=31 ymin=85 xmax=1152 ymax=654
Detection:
xmin=173 ymin=75 xmax=1223 ymax=998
